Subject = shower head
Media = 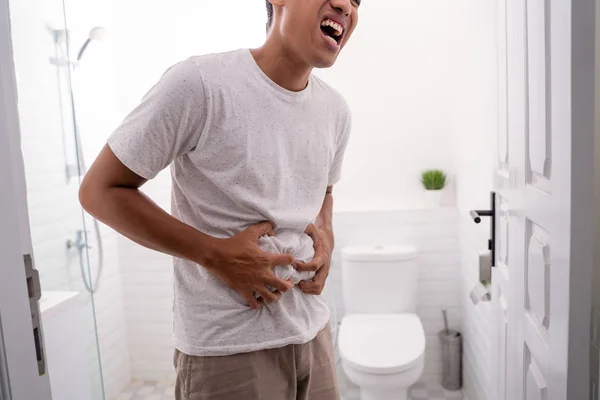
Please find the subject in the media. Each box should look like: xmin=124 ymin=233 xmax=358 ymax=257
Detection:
xmin=77 ymin=26 xmax=107 ymax=61
xmin=89 ymin=27 xmax=108 ymax=41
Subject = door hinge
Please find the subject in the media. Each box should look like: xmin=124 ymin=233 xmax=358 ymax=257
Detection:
xmin=23 ymin=254 xmax=46 ymax=376
xmin=0 ymin=314 xmax=12 ymax=399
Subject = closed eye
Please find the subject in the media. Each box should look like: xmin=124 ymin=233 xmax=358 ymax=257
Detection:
xmin=352 ymin=0 xmax=361 ymax=6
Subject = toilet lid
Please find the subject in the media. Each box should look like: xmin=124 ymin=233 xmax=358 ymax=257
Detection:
xmin=338 ymin=314 xmax=425 ymax=374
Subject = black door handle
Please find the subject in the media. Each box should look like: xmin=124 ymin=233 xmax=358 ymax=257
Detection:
xmin=470 ymin=192 xmax=496 ymax=267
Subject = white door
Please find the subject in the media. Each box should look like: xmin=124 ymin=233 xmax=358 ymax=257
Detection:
xmin=493 ymin=0 xmax=595 ymax=399
xmin=0 ymin=0 xmax=52 ymax=398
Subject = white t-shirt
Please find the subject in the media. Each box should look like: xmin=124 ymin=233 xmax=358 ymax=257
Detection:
xmin=108 ymin=49 xmax=352 ymax=356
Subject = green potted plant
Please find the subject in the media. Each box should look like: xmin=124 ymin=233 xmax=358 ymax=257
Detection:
xmin=421 ymin=169 xmax=447 ymax=207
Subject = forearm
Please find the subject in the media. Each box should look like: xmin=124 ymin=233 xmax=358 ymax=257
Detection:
xmin=315 ymin=192 xmax=334 ymax=250
xmin=80 ymin=185 xmax=217 ymax=265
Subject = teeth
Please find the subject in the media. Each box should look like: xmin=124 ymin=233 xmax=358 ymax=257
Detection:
xmin=321 ymin=19 xmax=344 ymax=37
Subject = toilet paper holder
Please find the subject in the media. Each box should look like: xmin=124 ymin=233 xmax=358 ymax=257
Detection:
xmin=470 ymin=282 xmax=491 ymax=304
xmin=469 ymin=192 xmax=495 ymax=305
xmin=469 ymin=192 xmax=496 ymax=268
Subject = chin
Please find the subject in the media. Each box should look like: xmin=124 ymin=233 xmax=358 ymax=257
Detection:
xmin=312 ymin=55 xmax=338 ymax=69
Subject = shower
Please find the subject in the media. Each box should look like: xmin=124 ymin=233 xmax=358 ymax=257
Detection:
xmin=52 ymin=26 xmax=107 ymax=294
xmin=76 ymin=27 xmax=107 ymax=61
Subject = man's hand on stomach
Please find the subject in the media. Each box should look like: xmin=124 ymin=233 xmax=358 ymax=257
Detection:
xmin=204 ymin=222 xmax=295 ymax=309
xmin=294 ymin=223 xmax=333 ymax=295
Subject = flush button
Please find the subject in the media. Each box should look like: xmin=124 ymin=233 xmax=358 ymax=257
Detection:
xmin=374 ymin=245 xmax=384 ymax=250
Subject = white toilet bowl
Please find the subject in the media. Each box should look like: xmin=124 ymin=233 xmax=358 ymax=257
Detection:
xmin=338 ymin=313 xmax=426 ymax=400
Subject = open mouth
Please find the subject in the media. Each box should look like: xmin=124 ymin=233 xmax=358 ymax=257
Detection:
xmin=320 ymin=18 xmax=344 ymax=46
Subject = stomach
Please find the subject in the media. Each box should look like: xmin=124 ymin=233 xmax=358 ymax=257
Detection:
xmin=172 ymin=257 xmax=331 ymax=356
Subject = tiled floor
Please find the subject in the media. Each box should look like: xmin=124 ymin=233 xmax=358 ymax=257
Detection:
xmin=115 ymin=380 xmax=463 ymax=400
xmin=343 ymin=382 xmax=462 ymax=400
xmin=113 ymin=380 xmax=174 ymax=400
xmin=403 ymin=382 xmax=463 ymax=400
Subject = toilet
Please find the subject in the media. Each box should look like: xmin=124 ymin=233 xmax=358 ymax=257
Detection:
xmin=338 ymin=245 xmax=425 ymax=400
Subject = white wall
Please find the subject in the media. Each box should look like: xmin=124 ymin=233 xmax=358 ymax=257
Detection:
xmin=106 ymin=0 xmax=460 ymax=214
xmin=118 ymin=178 xmax=174 ymax=383
xmin=8 ymin=0 xmax=131 ymax=398
xmin=450 ymin=2 xmax=498 ymax=400
xmin=317 ymin=0 xmax=459 ymax=211
xmin=10 ymin=0 xmax=76 ymax=293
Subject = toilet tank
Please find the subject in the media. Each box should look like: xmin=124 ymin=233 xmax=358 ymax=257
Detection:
xmin=341 ymin=245 xmax=419 ymax=314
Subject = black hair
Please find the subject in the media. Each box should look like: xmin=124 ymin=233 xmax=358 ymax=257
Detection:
xmin=266 ymin=1 xmax=273 ymax=31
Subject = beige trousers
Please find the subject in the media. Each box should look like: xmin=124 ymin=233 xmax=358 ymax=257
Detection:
xmin=173 ymin=324 xmax=340 ymax=400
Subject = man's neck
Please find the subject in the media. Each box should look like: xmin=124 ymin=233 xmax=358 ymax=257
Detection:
xmin=251 ymin=38 xmax=313 ymax=92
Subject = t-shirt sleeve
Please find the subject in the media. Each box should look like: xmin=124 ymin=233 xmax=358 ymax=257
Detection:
xmin=328 ymin=105 xmax=352 ymax=186
xmin=107 ymin=58 xmax=208 ymax=180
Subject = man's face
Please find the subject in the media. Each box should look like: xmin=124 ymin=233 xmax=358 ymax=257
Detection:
xmin=275 ymin=0 xmax=360 ymax=68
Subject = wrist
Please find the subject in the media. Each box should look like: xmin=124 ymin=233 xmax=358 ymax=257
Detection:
xmin=192 ymin=233 xmax=222 ymax=267
xmin=321 ymin=226 xmax=335 ymax=252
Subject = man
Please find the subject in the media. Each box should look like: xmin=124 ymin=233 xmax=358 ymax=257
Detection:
xmin=79 ymin=0 xmax=359 ymax=398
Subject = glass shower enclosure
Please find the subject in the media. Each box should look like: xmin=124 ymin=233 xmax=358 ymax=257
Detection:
xmin=8 ymin=0 xmax=106 ymax=398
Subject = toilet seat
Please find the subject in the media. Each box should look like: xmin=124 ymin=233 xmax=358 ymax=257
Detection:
xmin=338 ymin=313 xmax=425 ymax=375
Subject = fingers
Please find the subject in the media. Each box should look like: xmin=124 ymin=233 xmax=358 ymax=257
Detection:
xmin=265 ymin=275 xmax=295 ymax=293
xmin=304 ymin=224 xmax=328 ymax=254
xmin=295 ymin=225 xmax=328 ymax=272
xmin=240 ymin=289 xmax=261 ymax=309
xmin=298 ymin=279 xmax=322 ymax=295
xmin=250 ymin=221 xmax=275 ymax=238
xmin=304 ymin=223 xmax=319 ymax=240
xmin=255 ymin=286 xmax=281 ymax=303
xmin=293 ymin=255 xmax=326 ymax=272
xmin=267 ymin=252 xmax=295 ymax=267
xmin=299 ymin=267 xmax=328 ymax=295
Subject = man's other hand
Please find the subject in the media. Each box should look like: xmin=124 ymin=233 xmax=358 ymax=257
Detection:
xmin=294 ymin=223 xmax=333 ymax=295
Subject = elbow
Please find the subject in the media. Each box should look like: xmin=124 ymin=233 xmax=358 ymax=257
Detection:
xmin=78 ymin=183 xmax=90 ymax=212
xmin=78 ymin=176 xmax=96 ymax=214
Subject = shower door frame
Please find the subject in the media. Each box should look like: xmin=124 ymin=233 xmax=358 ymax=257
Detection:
xmin=0 ymin=0 xmax=53 ymax=398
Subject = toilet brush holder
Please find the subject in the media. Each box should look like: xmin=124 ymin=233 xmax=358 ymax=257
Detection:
xmin=439 ymin=329 xmax=462 ymax=391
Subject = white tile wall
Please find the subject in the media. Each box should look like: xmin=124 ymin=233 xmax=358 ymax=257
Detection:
xmin=454 ymin=149 xmax=495 ymax=399
xmin=89 ymin=220 xmax=132 ymax=399
xmin=119 ymin=202 xmax=461 ymax=385
xmin=457 ymin=218 xmax=493 ymax=400
xmin=449 ymin=1 xmax=497 ymax=399
xmin=9 ymin=0 xmax=131 ymax=397
xmin=118 ymin=173 xmax=176 ymax=383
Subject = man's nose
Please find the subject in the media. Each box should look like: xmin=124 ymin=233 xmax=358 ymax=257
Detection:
xmin=329 ymin=0 xmax=352 ymax=16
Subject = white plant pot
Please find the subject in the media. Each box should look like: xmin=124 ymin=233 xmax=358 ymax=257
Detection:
xmin=425 ymin=189 xmax=444 ymax=208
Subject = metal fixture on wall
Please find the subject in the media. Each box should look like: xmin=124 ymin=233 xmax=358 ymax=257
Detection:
xmin=50 ymin=26 xmax=107 ymax=294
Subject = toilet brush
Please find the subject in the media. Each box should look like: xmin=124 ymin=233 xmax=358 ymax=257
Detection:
xmin=442 ymin=308 xmax=450 ymax=335
xmin=439 ymin=308 xmax=462 ymax=390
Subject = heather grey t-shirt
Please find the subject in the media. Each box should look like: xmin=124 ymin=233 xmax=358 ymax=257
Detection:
xmin=108 ymin=49 xmax=352 ymax=356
